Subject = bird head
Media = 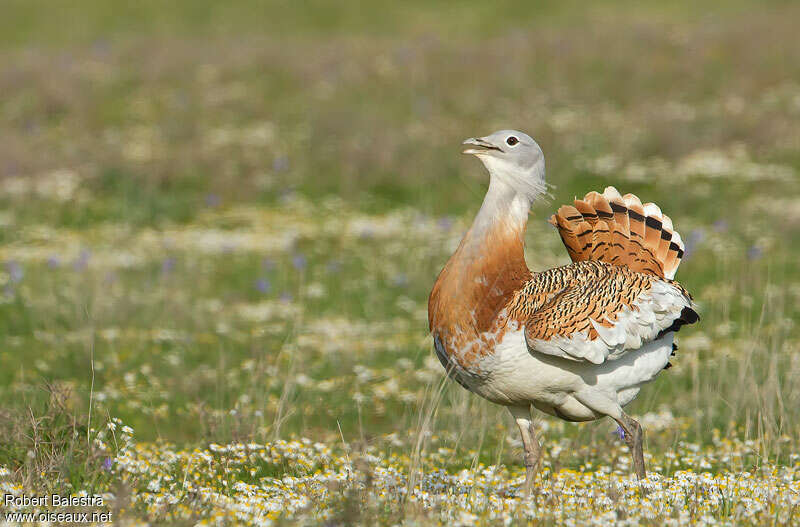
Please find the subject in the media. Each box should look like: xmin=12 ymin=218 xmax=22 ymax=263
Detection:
xmin=463 ymin=130 xmax=546 ymax=202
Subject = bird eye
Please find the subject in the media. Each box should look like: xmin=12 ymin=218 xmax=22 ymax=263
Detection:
xmin=506 ymin=136 xmax=519 ymax=146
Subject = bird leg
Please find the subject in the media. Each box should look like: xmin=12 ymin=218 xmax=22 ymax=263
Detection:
xmin=615 ymin=413 xmax=646 ymax=479
xmin=509 ymin=406 xmax=541 ymax=496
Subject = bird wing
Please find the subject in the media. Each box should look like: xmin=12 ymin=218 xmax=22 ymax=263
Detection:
xmin=521 ymin=262 xmax=697 ymax=364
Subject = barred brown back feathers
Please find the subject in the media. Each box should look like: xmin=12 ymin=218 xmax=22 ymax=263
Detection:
xmin=548 ymin=186 xmax=685 ymax=279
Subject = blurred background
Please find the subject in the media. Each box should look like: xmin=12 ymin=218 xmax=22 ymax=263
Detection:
xmin=1 ymin=0 xmax=799 ymax=520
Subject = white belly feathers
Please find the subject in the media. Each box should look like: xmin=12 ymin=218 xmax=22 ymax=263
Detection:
xmin=469 ymin=329 xmax=674 ymax=417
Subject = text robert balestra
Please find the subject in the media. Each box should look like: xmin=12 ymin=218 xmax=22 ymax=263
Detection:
xmin=4 ymin=493 xmax=105 ymax=507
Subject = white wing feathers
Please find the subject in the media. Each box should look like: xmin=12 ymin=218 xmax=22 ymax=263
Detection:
xmin=526 ymin=280 xmax=692 ymax=365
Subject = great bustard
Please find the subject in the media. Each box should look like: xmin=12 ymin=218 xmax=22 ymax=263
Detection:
xmin=428 ymin=130 xmax=698 ymax=491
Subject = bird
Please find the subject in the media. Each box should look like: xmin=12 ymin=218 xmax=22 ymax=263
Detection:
xmin=427 ymin=130 xmax=698 ymax=492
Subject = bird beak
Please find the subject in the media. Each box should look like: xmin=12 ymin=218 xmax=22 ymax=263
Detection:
xmin=462 ymin=137 xmax=503 ymax=155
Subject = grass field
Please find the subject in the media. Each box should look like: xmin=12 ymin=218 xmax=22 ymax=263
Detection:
xmin=1 ymin=1 xmax=800 ymax=524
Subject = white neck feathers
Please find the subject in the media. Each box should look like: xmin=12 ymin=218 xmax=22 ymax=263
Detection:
xmin=479 ymin=154 xmax=547 ymax=205
xmin=469 ymin=176 xmax=532 ymax=241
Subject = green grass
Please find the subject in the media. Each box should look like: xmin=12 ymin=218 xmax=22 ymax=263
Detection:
xmin=1 ymin=1 xmax=800 ymax=524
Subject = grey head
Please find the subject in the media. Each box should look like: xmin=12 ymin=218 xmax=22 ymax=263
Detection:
xmin=463 ymin=129 xmax=546 ymax=202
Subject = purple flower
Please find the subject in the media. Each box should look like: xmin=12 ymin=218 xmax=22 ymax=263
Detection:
xmin=683 ymin=228 xmax=706 ymax=259
xmin=161 ymin=257 xmax=176 ymax=274
xmin=326 ymin=260 xmax=341 ymax=273
xmin=92 ymin=38 xmax=110 ymax=56
xmin=102 ymin=457 xmax=113 ymax=471
xmin=437 ymin=217 xmax=454 ymax=231
xmin=292 ymin=254 xmax=307 ymax=271
xmin=712 ymin=219 xmax=729 ymax=233
xmin=255 ymin=278 xmax=271 ymax=294
xmin=6 ymin=261 xmax=23 ymax=283
xmin=47 ymin=256 xmax=61 ymax=269
xmin=613 ymin=425 xmax=626 ymax=440
xmin=392 ymin=274 xmax=409 ymax=287
xmin=273 ymin=156 xmax=289 ymax=173
xmin=688 ymin=228 xmax=706 ymax=245
xmin=747 ymin=246 xmax=763 ymax=260
xmin=204 ymin=194 xmax=221 ymax=208
xmin=73 ymin=249 xmax=91 ymax=271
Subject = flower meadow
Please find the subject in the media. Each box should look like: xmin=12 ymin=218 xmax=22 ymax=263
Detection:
xmin=2 ymin=1 xmax=800 ymax=525
xmin=6 ymin=417 xmax=800 ymax=526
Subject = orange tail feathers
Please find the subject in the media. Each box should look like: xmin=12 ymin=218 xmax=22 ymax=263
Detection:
xmin=548 ymin=186 xmax=685 ymax=279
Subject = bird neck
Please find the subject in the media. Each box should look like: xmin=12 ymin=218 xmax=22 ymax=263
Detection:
xmin=467 ymin=176 xmax=531 ymax=250
xmin=428 ymin=176 xmax=532 ymax=333
xmin=479 ymin=155 xmax=547 ymax=205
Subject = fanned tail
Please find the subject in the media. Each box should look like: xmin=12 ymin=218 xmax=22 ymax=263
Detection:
xmin=548 ymin=186 xmax=685 ymax=279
